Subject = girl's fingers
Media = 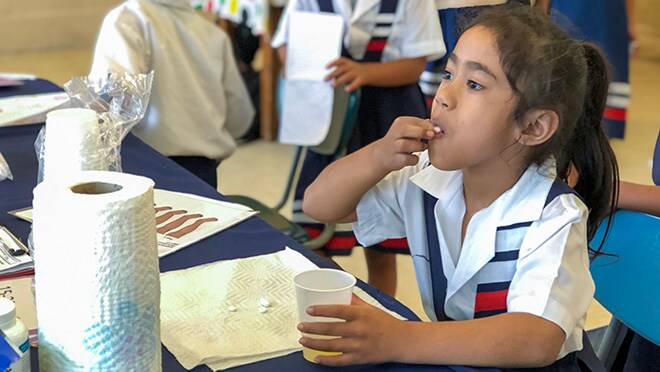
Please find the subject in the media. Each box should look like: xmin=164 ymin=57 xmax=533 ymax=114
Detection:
xmin=395 ymin=138 xmax=428 ymax=154
xmin=298 ymin=321 xmax=355 ymax=338
xmin=314 ymin=353 xmax=357 ymax=367
xmin=395 ymin=153 xmax=421 ymax=167
xmin=399 ymin=119 xmax=435 ymax=139
xmin=299 ymin=335 xmax=350 ymax=354
xmin=306 ymin=304 xmax=359 ymax=321
xmin=326 ymin=57 xmax=346 ymax=69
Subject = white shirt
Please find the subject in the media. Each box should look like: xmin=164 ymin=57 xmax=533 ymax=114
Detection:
xmin=353 ymin=152 xmax=594 ymax=359
xmin=271 ymin=0 xmax=445 ymax=62
xmin=90 ymin=0 xmax=254 ymax=160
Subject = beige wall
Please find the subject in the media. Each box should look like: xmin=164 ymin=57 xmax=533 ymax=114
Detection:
xmin=0 ymin=0 xmax=121 ymax=54
xmin=635 ymin=0 xmax=660 ymax=59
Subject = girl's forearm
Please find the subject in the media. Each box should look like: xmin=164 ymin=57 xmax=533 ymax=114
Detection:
xmin=618 ymin=181 xmax=660 ymax=216
xmin=303 ymin=144 xmax=390 ymax=223
xmin=362 ymin=57 xmax=427 ymax=87
xmin=393 ymin=313 xmax=565 ymax=368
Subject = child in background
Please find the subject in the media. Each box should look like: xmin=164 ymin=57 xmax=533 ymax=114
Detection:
xmin=90 ymin=0 xmax=255 ymax=188
xmin=301 ymin=5 xmax=617 ymax=369
xmin=271 ymin=0 xmax=444 ymax=295
xmin=550 ymin=0 xmax=631 ymax=139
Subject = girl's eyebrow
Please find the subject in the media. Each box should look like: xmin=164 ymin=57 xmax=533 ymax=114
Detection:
xmin=448 ymin=52 xmax=497 ymax=80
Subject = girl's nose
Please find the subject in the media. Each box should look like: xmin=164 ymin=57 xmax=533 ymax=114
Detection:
xmin=433 ymin=82 xmax=456 ymax=111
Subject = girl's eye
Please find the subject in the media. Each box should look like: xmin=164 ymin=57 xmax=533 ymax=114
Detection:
xmin=442 ymin=70 xmax=453 ymax=80
xmin=467 ymin=80 xmax=483 ymax=90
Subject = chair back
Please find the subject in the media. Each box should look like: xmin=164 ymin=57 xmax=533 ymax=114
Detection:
xmin=590 ymin=210 xmax=660 ymax=344
xmin=277 ymin=76 xmax=360 ymax=156
xmin=310 ymin=87 xmax=360 ymax=156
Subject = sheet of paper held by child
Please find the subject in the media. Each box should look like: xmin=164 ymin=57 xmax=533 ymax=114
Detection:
xmin=7 ymin=189 xmax=257 ymax=258
xmin=279 ymin=11 xmax=344 ymax=146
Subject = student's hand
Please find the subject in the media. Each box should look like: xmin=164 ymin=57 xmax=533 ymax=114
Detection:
xmin=370 ymin=117 xmax=436 ymax=173
xmin=325 ymin=57 xmax=371 ymax=92
xmin=297 ymin=295 xmax=408 ymax=366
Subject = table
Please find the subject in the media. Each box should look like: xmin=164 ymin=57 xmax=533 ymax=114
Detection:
xmin=0 ymin=79 xmax=495 ymax=371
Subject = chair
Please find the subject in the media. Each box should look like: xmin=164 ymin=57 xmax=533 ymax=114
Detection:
xmin=227 ymin=85 xmax=360 ymax=249
xmin=589 ymin=210 xmax=660 ymax=369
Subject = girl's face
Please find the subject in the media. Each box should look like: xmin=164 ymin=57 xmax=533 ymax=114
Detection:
xmin=428 ymin=26 xmax=524 ymax=173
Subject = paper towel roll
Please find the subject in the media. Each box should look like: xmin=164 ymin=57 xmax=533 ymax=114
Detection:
xmin=42 ymin=108 xmax=108 ymax=183
xmin=32 ymin=171 xmax=161 ymax=371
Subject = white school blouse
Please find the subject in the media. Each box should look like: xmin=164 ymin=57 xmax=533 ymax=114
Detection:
xmin=353 ymin=152 xmax=594 ymax=359
xmin=90 ymin=0 xmax=254 ymax=160
xmin=271 ymin=0 xmax=445 ymax=62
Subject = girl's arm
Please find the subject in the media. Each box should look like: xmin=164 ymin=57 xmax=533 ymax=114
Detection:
xmin=324 ymin=56 xmax=427 ymax=92
xmin=303 ymin=116 xmax=435 ymax=222
xmin=300 ymin=299 xmax=564 ymax=367
xmin=618 ymin=181 xmax=660 ymax=216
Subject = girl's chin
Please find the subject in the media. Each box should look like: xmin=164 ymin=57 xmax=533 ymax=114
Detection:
xmin=427 ymin=152 xmax=459 ymax=172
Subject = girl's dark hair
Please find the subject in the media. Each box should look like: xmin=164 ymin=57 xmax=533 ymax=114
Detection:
xmin=466 ymin=5 xmax=619 ymax=253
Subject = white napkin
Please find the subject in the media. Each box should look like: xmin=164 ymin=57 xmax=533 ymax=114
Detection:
xmin=160 ymin=248 xmax=407 ymax=370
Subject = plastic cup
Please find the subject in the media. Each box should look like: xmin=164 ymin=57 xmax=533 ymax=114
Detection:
xmin=294 ymin=268 xmax=356 ymax=363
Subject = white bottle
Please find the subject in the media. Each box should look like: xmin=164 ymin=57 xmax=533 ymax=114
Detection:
xmin=0 ymin=298 xmax=30 ymax=372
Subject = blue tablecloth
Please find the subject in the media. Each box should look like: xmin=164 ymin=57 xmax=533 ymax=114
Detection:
xmin=0 ymin=79 xmax=495 ymax=371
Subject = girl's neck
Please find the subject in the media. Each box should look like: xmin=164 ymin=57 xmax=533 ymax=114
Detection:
xmin=461 ymin=162 xmax=526 ymax=213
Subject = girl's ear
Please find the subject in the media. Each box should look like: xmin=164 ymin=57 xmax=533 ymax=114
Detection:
xmin=519 ymin=109 xmax=559 ymax=146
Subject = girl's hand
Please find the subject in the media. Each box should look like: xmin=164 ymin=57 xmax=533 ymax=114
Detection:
xmin=370 ymin=117 xmax=436 ymax=173
xmin=325 ymin=57 xmax=371 ymax=92
xmin=297 ymin=295 xmax=408 ymax=366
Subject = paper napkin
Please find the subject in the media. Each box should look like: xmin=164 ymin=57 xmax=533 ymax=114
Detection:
xmin=160 ymin=248 xmax=406 ymax=370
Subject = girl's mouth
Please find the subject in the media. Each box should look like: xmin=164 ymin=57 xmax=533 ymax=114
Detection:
xmin=431 ymin=125 xmax=445 ymax=139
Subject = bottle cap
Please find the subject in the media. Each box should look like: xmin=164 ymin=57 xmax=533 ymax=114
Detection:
xmin=0 ymin=298 xmax=16 ymax=327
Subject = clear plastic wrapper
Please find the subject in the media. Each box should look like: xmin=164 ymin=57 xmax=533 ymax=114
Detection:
xmin=0 ymin=151 xmax=12 ymax=182
xmin=34 ymin=71 xmax=154 ymax=182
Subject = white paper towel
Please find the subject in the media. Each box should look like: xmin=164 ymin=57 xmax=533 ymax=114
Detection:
xmin=41 ymin=108 xmax=108 ymax=183
xmin=160 ymin=248 xmax=406 ymax=371
xmin=32 ymin=171 xmax=161 ymax=371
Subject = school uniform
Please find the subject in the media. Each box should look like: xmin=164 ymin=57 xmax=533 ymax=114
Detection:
xmin=550 ymin=0 xmax=630 ymax=139
xmin=272 ymin=0 xmax=444 ymax=254
xmin=419 ymin=0 xmax=533 ymax=108
xmin=90 ymin=0 xmax=255 ymax=187
xmin=354 ymin=152 xmax=603 ymax=370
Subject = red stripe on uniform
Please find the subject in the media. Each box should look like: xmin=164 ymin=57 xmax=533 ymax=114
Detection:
xmin=325 ymin=236 xmax=358 ymax=249
xmin=366 ymin=39 xmax=387 ymax=52
xmin=303 ymin=227 xmax=357 ymax=249
xmin=377 ymin=238 xmax=409 ymax=249
xmin=425 ymin=96 xmax=434 ymax=108
xmin=474 ymin=289 xmax=508 ymax=313
xmin=603 ymin=107 xmax=626 ymax=121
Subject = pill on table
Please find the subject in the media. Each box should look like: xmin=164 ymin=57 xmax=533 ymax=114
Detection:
xmin=259 ymin=297 xmax=271 ymax=308
xmin=259 ymin=306 xmax=269 ymax=314
xmin=228 ymin=305 xmax=237 ymax=312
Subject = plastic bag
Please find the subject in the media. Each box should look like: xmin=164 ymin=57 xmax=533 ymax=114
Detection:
xmin=34 ymin=71 xmax=154 ymax=182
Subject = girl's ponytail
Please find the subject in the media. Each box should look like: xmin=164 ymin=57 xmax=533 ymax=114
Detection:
xmin=561 ymin=43 xmax=619 ymax=250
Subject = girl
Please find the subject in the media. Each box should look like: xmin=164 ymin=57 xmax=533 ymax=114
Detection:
xmin=271 ymin=0 xmax=444 ymax=295
xmin=301 ymin=5 xmax=618 ymax=370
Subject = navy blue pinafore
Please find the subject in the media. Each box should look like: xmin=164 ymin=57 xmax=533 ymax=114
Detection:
xmin=423 ymin=180 xmax=604 ymax=371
